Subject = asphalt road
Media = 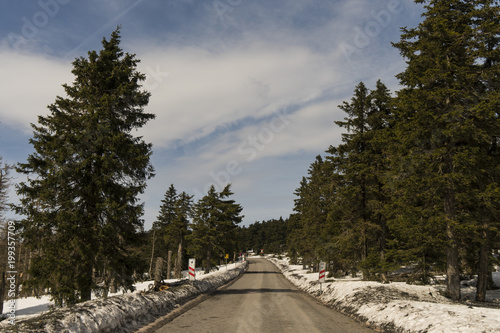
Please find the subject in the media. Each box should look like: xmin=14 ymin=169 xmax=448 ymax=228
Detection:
xmin=155 ymin=258 xmax=373 ymax=333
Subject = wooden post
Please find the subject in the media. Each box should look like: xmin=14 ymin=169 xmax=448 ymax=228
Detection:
xmin=174 ymin=243 xmax=182 ymax=279
xmin=148 ymin=226 xmax=156 ymax=279
xmin=166 ymin=251 xmax=172 ymax=280
xmin=154 ymin=257 xmax=163 ymax=290
xmin=110 ymin=277 xmax=117 ymax=294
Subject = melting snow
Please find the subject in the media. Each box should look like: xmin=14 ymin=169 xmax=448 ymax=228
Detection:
xmin=268 ymin=256 xmax=500 ymax=333
xmin=1 ymin=262 xmax=246 ymax=332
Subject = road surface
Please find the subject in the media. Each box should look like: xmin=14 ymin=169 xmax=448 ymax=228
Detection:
xmin=155 ymin=258 xmax=373 ymax=332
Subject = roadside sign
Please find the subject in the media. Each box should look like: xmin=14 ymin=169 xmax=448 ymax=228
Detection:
xmin=225 ymin=254 xmax=229 ymax=259
xmin=319 ymin=261 xmax=326 ymax=283
xmin=189 ymin=258 xmax=196 ymax=281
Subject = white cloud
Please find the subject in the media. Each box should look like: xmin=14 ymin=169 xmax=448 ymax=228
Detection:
xmin=0 ymin=48 xmax=72 ymax=132
xmin=135 ymin=40 xmax=344 ymax=150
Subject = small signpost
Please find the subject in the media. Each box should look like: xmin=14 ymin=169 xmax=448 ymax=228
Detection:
xmin=319 ymin=261 xmax=326 ymax=293
xmin=188 ymin=258 xmax=196 ymax=281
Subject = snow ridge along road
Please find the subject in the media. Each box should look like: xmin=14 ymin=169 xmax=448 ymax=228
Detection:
xmin=155 ymin=258 xmax=373 ymax=332
xmin=0 ymin=263 xmax=246 ymax=332
xmin=269 ymin=257 xmax=500 ymax=333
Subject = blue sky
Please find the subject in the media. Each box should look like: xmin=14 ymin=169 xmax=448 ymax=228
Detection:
xmin=0 ymin=0 xmax=424 ymax=229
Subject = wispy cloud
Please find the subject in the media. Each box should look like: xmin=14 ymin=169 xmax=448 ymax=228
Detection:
xmin=0 ymin=47 xmax=72 ymax=131
xmin=135 ymin=40 xmax=345 ymax=150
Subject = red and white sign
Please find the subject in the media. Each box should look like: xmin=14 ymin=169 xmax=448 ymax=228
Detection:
xmin=319 ymin=261 xmax=326 ymax=283
xmin=189 ymin=258 xmax=196 ymax=281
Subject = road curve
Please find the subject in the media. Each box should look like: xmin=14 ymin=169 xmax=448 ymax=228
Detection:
xmin=155 ymin=258 xmax=373 ymax=333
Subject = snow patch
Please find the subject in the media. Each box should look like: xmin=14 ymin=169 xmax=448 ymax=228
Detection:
xmin=0 ymin=262 xmax=246 ymax=332
xmin=268 ymin=257 xmax=500 ymax=333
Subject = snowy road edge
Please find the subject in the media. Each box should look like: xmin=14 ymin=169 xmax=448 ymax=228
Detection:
xmin=0 ymin=262 xmax=247 ymax=333
xmin=265 ymin=258 xmax=379 ymax=329
xmin=266 ymin=257 xmax=500 ymax=333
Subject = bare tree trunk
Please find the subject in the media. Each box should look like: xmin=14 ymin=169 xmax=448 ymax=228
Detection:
xmin=16 ymin=243 xmax=22 ymax=296
xmin=23 ymin=248 xmax=30 ymax=283
xmin=110 ymin=278 xmax=117 ymax=294
xmin=166 ymin=250 xmax=172 ymax=280
xmin=102 ymin=268 xmax=109 ymax=299
xmin=445 ymin=192 xmax=461 ymax=300
xmin=154 ymin=257 xmax=163 ymax=290
xmin=80 ymin=262 xmax=93 ymax=302
xmin=205 ymin=247 xmax=211 ymax=274
xmin=174 ymin=242 xmax=182 ymax=279
xmin=148 ymin=227 xmax=156 ymax=279
xmin=476 ymin=221 xmax=490 ymax=302
xmin=379 ymin=206 xmax=388 ymax=283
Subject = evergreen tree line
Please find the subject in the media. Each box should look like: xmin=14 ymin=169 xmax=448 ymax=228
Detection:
xmin=150 ymin=183 xmax=243 ymax=280
xmin=237 ymin=217 xmax=289 ymax=255
xmin=287 ymin=0 xmax=500 ymax=303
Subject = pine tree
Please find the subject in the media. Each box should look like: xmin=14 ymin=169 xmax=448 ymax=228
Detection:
xmin=334 ymin=82 xmax=373 ymax=275
xmin=468 ymin=0 xmax=500 ymax=302
xmin=188 ymin=185 xmax=243 ymax=273
xmin=172 ymin=191 xmax=193 ymax=278
xmin=15 ymin=28 xmax=155 ymax=305
xmin=366 ymin=81 xmax=396 ymax=282
xmin=289 ymin=156 xmax=331 ymax=269
xmin=155 ymin=184 xmax=179 ymax=259
xmin=328 ymin=81 xmax=394 ymax=280
xmin=153 ymin=185 xmax=192 ymax=279
xmin=392 ymin=0 xmax=499 ymax=300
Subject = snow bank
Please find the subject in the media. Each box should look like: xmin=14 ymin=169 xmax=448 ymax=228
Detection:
xmin=268 ymin=257 xmax=500 ymax=333
xmin=0 ymin=262 xmax=246 ymax=333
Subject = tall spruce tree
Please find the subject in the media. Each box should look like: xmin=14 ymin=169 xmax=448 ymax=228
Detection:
xmin=334 ymin=82 xmax=373 ymax=274
xmin=392 ymin=0 xmax=499 ymax=300
xmin=328 ymin=81 xmax=394 ymax=279
xmin=154 ymin=185 xmax=192 ymax=278
xmin=155 ymin=184 xmax=179 ymax=260
xmin=188 ymin=185 xmax=243 ymax=273
xmin=172 ymin=191 xmax=193 ymax=278
xmin=289 ymin=156 xmax=331 ymax=268
xmin=467 ymin=0 xmax=500 ymax=302
xmin=15 ymin=28 xmax=155 ymax=306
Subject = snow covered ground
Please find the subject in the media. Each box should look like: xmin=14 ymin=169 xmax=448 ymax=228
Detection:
xmin=0 ymin=262 xmax=246 ymax=332
xmin=268 ymin=256 xmax=500 ymax=333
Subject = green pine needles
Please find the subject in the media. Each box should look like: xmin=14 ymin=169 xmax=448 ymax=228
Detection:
xmin=289 ymin=0 xmax=499 ymax=301
xmin=15 ymin=28 xmax=155 ymax=306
